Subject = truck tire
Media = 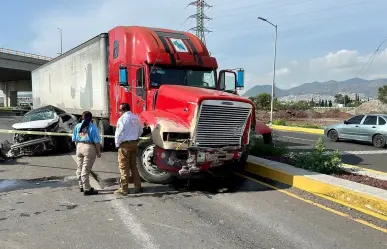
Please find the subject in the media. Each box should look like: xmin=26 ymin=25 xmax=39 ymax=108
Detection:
xmin=234 ymin=147 xmax=248 ymax=172
xmin=98 ymin=119 xmax=111 ymax=151
xmin=58 ymin=133 xmax=75 ymax=152
xmin=136 ymin=134 xmax=174 ymax=184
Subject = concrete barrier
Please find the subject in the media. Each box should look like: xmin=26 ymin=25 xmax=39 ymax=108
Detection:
xmin=246 ymin=155 xmax=387 ymax=221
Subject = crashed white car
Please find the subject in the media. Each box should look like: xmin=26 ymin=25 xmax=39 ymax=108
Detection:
xmin=10 ymin=105 xmax=78 ymax=156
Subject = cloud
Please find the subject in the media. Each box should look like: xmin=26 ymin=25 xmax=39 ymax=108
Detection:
xmin=276 ymin=68 xmax=290 ymax=75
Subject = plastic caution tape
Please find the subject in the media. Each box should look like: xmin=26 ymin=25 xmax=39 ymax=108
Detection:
xmin=0 ymin=129 xmax=149 ymax=140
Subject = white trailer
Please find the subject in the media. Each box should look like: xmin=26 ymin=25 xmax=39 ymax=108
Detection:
xmin=31 ymin=33 xmax=110 ymax=119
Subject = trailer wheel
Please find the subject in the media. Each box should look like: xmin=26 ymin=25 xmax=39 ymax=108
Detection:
xmin=136 ymin=134 xmax=174 ymax=184
xmin=98 ymin=119 xmax=111 ymax=151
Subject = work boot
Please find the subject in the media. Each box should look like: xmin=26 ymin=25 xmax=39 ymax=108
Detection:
xmin=84 ymin=188 xmax=98 ymax=196
xmin=114 ymin=188 xmax=129 ymax=196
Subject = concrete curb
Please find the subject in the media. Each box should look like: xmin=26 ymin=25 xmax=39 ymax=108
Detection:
xmin=271 ymin=125 xmax=324 ymax=135
xmin=245 ymin=155 xmax=387 ymax=221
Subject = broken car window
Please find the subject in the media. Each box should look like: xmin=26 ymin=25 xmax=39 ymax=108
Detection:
xmin=22 ymin=109 xmax=57 ymax=122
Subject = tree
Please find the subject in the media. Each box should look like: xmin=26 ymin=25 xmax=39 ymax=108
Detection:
xmin=328 ymin=100 xmax=333 ymax=107
xmin=324 ymin=100 xmax=328 ymax=107
xmin=377 ymin=85 xmax=387 ymax=104
xmin=334 ymin=94 xmax=343 ymax=104
xmin=343 ymin=95 xmax=351 ymax=106
xmin=254 ymin=93 xmax=272 ymax=110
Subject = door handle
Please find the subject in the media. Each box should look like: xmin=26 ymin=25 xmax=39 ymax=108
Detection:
xmin=372 ymin=126 xmax=376 ymax=128
xmin=355 ymin=125 xmax=359 ymax=127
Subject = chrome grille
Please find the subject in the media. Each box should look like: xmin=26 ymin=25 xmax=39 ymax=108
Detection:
xmin=193 ymin=100 xmax=252 ymax=148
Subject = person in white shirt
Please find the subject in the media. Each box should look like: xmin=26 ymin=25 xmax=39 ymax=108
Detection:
xmin=114 ymin=103 xmax=143 ymax=195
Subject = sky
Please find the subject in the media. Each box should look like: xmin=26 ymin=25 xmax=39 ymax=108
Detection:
xmin=1 ymin=0 xmax=387 ymax=94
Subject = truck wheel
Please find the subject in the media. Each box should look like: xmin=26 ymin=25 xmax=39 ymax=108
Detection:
xmin=98 ymin=119 xmax=111 ymax=151
xmin=55 ymin=130 xmax=75 ymax=153
xmin=136 ymin=135 xmax=174 ymax=184
xmin=59 ymin=134 xmax=75 ymax=152
xmin=234 ymin=147 xmax=248 ymax=172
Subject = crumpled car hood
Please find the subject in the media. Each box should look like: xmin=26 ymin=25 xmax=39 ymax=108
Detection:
xmin=12 ymin=117 xmax=58 ymax=130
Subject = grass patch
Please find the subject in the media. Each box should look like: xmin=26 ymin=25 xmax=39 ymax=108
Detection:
xmin=248 ymin=135 xmax=343 ymax=175
xmin=290 ymin=123 xmax=324 ymax=129
xmin=248 ymin=135 xmax=289 ymax=157
xmin=272 ymin=119 xmax=287 ymax=126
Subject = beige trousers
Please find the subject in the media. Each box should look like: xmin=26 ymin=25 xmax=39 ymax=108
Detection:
xmin=76 ymin=143 xmax=97 ymax=191
xmin=118 ymin=141 xmax=141 ymax=191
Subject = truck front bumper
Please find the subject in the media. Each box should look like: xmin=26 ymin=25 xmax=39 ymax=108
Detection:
xmin=154 ymin=145 xmax=246 ymax=177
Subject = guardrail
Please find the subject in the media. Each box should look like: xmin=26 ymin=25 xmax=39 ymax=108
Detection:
xmin=0 ymin=47 xmax=52 ymax=61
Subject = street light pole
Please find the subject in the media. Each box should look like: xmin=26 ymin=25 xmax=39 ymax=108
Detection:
xmin=258 ymin=17 xmax=277 ymax=126
xmin=57 ymin=28 xmax=62 ymax=55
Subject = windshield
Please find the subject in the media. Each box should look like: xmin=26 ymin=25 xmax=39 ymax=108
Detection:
xmin=22 ymin=109 xmax=57 ymax=122
xmin=150 ymin=67 xmax=216 ymax=89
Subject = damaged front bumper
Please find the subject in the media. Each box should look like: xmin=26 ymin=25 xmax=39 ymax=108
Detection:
xmin=154 ymin=145 xmax=246 ymax=178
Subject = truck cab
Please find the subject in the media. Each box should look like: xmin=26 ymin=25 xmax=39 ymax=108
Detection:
xmin=106 ymin=27 xmax=255 ymax=183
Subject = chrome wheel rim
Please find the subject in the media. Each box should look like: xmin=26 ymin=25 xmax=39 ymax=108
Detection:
xmin=141 ymin=144 xmax=167 ymax=176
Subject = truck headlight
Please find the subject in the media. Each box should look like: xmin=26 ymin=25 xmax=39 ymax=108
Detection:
xmin=162 ymin=132 xmax=190 ymax=142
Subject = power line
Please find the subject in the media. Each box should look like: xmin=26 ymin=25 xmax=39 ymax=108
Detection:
xmin=211 ymin=0 xmax=376 ymax=23
xmin=207 ymin=8 xmax=381 ymax=34
xmin=269 ymin=0 xmax=377 ymax=20
xmin=212 ymin=0 xmax=313 ymax=17
xmin=356 ymin=36 xmax=387 ymax=78
xmin=187 ymin=0 xmax=212 ymax=44
xmin=209 ymin=0 xmax=379 ymax=31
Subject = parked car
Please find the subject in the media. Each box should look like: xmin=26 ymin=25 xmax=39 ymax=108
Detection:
xmin=324 ymin=114 xmax=387 ymax=148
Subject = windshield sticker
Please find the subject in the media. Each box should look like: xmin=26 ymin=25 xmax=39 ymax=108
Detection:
xmin=170 ymin=38 xmax=189 ymax=53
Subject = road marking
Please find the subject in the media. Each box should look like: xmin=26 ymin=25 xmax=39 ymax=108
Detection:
xmin=235 ymin=172 xmax=387 ymax=234
xmin=340 ymin=150 xmax=387 ymax=155
xmin=72 ymin=155 xmax=159 ymax=249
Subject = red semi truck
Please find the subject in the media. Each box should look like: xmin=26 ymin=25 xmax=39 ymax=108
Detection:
xmin=31 ymin=26 xmax=270 ymax=184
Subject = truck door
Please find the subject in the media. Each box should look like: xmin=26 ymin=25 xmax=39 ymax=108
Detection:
xmin=130 ymin=67 xmax=146 ymax=114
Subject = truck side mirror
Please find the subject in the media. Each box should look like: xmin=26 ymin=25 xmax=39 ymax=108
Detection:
xmin=136 ymin=68 xmax=144 ymax=88
xmin=236 ymin=68 xmax=244 ymax=89
xmin=119 ymin=67 xmax=128 ymax=86
xmin=219 ymin=70 xmax=237 ymax=92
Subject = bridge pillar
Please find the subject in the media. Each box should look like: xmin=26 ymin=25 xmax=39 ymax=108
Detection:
xmin=0 ymin=80 xmax=31 ymax=107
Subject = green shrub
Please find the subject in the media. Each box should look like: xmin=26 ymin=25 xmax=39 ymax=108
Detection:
xmin=248 ymin=135 xmax=289 ymax=157
xmin=292 ymin=137 xmax=342 ymax=174
xmin=272 ymin=119 xmax=287 ymax=126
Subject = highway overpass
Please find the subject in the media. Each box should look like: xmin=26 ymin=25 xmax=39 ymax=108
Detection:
xmin=0 ymin=48 xmax=51 ymax=107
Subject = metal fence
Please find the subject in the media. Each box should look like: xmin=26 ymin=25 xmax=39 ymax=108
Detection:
xmin=0 ymin=47 xmax=52 ymax=61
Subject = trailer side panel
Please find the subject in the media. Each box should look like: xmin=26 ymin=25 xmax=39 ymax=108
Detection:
xmin=32 ymin=33 xmax=109 ymax=118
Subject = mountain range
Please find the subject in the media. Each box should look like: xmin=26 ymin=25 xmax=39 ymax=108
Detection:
xmin=242 ymin=77 xmax=387 ymax=98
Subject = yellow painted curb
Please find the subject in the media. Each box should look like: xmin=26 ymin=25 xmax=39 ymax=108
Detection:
xmin=271 ymin=125 xmax=324 ymax=135
xmin=245 ymin=161 xmax=387 ymax=221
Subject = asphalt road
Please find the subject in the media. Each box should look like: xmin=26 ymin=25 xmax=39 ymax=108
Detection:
xmin=274 ymin=130 xmax=387 ymax=173
xmin=1 ymin=117 xmax=387 ymax=248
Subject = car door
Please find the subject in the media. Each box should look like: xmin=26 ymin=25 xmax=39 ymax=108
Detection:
xmin=357 ymin=115 xmax=377 ymax=142
xmin=340 ymin=115 xmax=365 ymax=140
xmin=376 ymin=116 xmax=387 ymax=137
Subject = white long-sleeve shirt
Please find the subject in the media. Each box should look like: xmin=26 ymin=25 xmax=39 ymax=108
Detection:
xmin=115 ymin=111 xmax=143 ymax=148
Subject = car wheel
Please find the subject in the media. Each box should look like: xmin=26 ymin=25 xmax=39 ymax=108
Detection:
xmin=372 ymin=134 xmax=386 ymax=148
xmin=327 ymin=129 xmax=339 ymax=142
